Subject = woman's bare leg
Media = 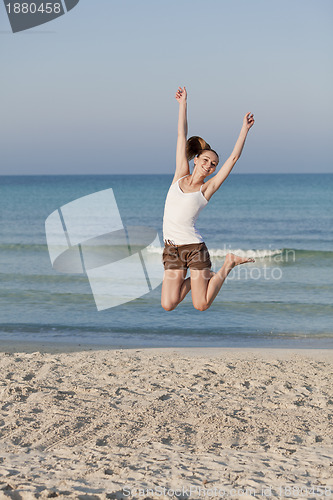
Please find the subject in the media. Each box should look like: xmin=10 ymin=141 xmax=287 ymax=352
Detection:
xmin=161 ymin=269 xmax=191 ymax=311
xmin=190 ymin=253 xmax=255 ymax=311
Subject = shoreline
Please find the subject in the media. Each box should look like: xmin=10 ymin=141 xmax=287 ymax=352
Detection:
xmin=0 ymin=338 xmax=332 ymax=358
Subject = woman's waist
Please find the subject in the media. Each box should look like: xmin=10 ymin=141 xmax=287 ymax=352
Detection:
xmin=163 ymin=231 xmax=204 ymax=246
xmin=164 ymin=239 xmax=206 ymax=249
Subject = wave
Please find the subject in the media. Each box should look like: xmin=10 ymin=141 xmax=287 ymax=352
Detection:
xmin=210 ymin=248 xmax=283 ymax=258
xmin=146 ymin=245 xmax=284 ymax=258
xmin=147 ymin=246 xmax=333 ymax=260
xmin=1 ymin=243 xmax=333 ymax=261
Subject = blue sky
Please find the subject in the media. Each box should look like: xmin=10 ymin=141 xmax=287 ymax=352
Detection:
xmin=1 ymin=0 xmax=332 ymax=174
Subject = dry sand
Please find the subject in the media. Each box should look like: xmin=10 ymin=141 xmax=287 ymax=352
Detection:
xmin=0 ymin=346 xmax=332 ymax=499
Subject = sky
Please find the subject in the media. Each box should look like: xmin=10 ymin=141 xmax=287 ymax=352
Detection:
xmin=1 ymin=0 xmax=332 ymax=174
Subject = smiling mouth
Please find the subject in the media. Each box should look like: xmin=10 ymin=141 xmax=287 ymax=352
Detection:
xmin=202 ymin=166 xmax=210 ymax=173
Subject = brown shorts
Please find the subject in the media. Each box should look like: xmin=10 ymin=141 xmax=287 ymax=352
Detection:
xmin=162 ymin=242 xmax=212 ymax=271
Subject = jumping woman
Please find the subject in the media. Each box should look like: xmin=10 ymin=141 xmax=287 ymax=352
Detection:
xmin=161 ymin=86 xmax=255 ymax=312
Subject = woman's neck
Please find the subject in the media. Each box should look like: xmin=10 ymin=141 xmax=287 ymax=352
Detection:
xmin=188 ymin=169 xmax=205 ymax=187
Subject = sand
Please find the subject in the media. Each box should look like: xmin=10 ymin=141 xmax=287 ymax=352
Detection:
xmin=0 ymin=345 xmax=332 ymax=499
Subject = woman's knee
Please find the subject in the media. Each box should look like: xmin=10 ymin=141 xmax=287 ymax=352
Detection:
xmin=161 ymin=298 xmax=178 ymax=311
xmin=193 ymin=300 xmax=210 ymax=311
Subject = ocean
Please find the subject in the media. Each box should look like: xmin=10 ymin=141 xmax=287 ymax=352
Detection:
xmin=0 ymin=174 xmax=332 ymax=348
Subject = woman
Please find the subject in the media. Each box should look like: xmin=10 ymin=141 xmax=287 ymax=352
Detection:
xmin=161 ymin=86 xmax=255 ymax=312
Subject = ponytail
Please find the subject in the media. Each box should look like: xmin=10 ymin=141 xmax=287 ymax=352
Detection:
xmin=186 ymin=136 xmax=211 ymax=161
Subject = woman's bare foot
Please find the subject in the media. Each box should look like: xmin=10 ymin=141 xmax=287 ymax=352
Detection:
xmin=225 ymin=253 xmax=255 ymax=269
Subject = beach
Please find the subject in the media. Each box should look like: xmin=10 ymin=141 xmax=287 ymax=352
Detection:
xmin=0 ymin=345 xmax=332 ymax=499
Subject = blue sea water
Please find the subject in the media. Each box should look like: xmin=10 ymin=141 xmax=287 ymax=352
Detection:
xmin=0 ymin=174 xmax=332 ymax=348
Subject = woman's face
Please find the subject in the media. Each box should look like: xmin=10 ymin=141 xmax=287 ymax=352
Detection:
xmin=194 ymin=151 xmax=219 ymax=177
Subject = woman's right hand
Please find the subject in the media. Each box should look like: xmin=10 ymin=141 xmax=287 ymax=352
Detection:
xmin=243 ymin=112 xmax=255 ymax=131
xmin=175 ymin=86 xmax=187 ymax=104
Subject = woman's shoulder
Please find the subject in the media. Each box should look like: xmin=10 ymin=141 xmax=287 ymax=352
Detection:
xmin=171 ymin=174 xmax=190 ymax=186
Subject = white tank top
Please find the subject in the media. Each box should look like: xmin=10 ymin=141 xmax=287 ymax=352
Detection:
xmin=163 ymin=175 xmax=208 ymax=245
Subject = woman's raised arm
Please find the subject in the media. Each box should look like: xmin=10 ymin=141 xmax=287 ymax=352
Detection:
xmin=204 ymin=112 xmax=255 ymax=200
xmin=172 ymin=86 xmax=190 ymax=184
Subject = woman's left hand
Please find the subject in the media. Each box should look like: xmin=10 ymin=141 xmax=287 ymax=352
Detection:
xmin=243 ymin=112 xmax=255 ymax=130
xmin=175 ymin=86 xmax=187 ymax=104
